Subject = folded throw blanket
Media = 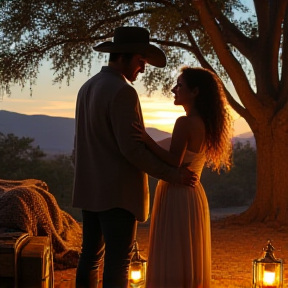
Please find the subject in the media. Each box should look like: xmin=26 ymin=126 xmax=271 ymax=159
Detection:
xmin=0 ymin=178 xmax=82 ymax=270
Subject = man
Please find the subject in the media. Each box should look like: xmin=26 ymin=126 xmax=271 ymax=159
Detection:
xmin=72 ymin=26 xmax=197 ymax=288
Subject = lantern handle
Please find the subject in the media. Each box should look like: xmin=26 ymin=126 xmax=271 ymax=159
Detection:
xmin=258 ymin=239 xmax=282 ymax=263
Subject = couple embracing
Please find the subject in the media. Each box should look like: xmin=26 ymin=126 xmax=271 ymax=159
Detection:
xmin=72 ymin=26 xmax=232 ymax=288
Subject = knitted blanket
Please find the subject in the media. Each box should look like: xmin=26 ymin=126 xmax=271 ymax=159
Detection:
xmin=0 ymin=179 xmax=82 ymax=270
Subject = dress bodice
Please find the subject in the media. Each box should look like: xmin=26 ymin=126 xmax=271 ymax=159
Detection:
xmin=182 ymin=150 xmax=206 ymax=178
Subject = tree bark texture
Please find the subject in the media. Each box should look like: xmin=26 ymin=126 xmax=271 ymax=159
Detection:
xmin=226 ymin=111 xmax=288 ymax=225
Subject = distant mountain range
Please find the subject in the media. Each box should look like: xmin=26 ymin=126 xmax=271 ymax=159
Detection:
xmin=0 ymin=110 xmax=255 ymax=154
xmin=144 ymin=129 xmax=256 ymax=151
xmin=232 ymin=131 xmax=255 ymax=147
xmin=0 ymin=110 xmax=75 ymax=154
xmin=0 ymin=110 xmax=173 ymax=154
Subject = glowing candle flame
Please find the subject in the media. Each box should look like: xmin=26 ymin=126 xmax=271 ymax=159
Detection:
xmin=131 ymin=270 xmax=141 ymax=280
xmin=263 ymin=271 xmax=275 ymax=285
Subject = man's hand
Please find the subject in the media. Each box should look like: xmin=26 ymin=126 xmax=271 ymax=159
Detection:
xmin=179 ymin=166 xmax=199 ymax=188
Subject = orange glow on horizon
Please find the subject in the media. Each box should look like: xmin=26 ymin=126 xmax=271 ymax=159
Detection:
xmin=1 ymin=91 xmax=251 ymax=137
xmin=139 ymin=96 xmax=251 ymax=136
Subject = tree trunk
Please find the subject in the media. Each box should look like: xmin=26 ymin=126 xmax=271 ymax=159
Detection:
xmin=225 ymin=113 xmax=288 ymax=226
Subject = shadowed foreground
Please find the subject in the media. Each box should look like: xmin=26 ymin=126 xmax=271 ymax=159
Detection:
xmin=54 ymin=219 xmax=288 ymax=288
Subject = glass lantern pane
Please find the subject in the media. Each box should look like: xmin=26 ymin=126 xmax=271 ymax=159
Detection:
xmin=129 ymin=262 xmax=147 ymax=284
xmin=253 ymin=261 xmax=283 ymax=288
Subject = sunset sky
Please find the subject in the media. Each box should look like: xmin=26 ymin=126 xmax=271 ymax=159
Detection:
xmin=0 ymin=59 xmax=251 ymax=136
xmin=0 ymin=0 xmax=254 ymax=137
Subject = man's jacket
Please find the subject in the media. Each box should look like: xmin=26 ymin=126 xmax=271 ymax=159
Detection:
xmin=72 ymin=66 xmax=181 ymax=222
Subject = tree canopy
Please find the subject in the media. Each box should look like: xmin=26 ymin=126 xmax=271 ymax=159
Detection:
xmin=1 ymin=0 xmax=252 ymax=97
xmin=0 ymin=132 xmax=46 ymax=179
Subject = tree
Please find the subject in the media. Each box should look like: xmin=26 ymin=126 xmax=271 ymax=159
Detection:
xmin=0 ymin=133 xmax=46 ymax=179
xmin=33 ymin=154 xmax=81 ymax=220
xmin=1 ymin=0 xmax=287 ymax=224
xmin=202 ymin=141 xmax=256 ymax=208
xmin=0 ymin=133 xmax=80 ymax=219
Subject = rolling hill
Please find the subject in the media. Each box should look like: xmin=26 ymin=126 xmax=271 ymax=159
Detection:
xmin=0 ymin=110 xmax=255 ymax=154
xmin=0 ymin=110 xmax=173 ymax=154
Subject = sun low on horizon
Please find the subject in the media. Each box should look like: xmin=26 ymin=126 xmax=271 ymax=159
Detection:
xmin=139 ymin=95 xmax=185 ymax=134
xmin=139 ymin=94 xmax=251 ymax=136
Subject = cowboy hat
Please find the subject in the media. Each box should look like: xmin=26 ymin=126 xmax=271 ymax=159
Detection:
xmin=93 ymin=27 xmax=166 ymax=68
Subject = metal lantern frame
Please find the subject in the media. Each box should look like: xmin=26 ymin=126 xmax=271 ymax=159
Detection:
xmin=129 ymin=240 xmax=147 ymax=288
xmin=253 ymin=240 xmax=283 ymax=288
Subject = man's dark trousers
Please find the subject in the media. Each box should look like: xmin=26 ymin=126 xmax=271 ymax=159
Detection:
xmin=76 ymin=208 xmax=137 ymax=288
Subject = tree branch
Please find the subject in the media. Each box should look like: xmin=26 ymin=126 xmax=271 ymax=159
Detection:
xmin=182 ymin=28 xmax=214 ymax=70
xmin=150 ymin=38 xmax=192 ymax=52
xmin=154 ymin=25 xmax=256 ymax=131
xmin=253 ymin=0 xmax=269 ymax=37
xmin=223 ymin=86 xmax=256 ymax=131
xmin=253 ymin=0 xmax=286 ymax=102
xmin=208 ymin=1 xmax=255 ymax=62
xmin=277 ymin=4 xmax=288 ymax=112
xmin=152 ymin=31 xmax=213 ymax=69
xmin=193 ymin=0 xmax=261 ymax=118
xmin=265 ymin=0 xmax=286 ymax=96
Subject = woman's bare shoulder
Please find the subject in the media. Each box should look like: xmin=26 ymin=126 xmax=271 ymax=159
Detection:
xmin=175 ymin=115 xmax=204 ymax=130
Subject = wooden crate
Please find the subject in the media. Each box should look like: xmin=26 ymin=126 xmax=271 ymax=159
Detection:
xmin=18 ymin=236 xmax=54 ymax=288
xmin=0 ymin=231 xmax=29 ymax=288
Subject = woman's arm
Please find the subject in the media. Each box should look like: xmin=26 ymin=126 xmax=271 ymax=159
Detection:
xmin=132 ymin=117 xmax=189 ymax=167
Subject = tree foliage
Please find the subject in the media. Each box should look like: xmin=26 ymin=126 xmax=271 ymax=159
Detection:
xmin=0 ymin=133 xmax=81 ymax=219
xmin=202 ymin=141 xmax=256 ymax=208
xmin=0 ymin=0 xmax=143 ymax=93
xmin=0 ymin=132 xmax=46 ymax=179
xmin=0 ymin=0 xmax=251 ymax=96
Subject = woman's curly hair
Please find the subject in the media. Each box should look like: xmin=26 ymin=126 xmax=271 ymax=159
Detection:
xmin=181 ymin=66 xmax=233 ymax=172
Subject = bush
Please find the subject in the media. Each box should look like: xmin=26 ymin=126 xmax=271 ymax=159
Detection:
xmin=202 ymin=141 xmax=256 ymax=208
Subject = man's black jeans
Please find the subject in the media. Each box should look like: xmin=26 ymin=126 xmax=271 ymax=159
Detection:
xmin=76 ymin=208 xmax=137 ymax=288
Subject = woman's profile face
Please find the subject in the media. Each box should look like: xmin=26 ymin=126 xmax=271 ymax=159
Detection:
xmin=172 ymin=74 xmax=193 ymax=106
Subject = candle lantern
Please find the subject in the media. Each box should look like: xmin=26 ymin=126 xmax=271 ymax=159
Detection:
xmin=253 ymin=240 xmax=283 ymax=288
xmin=128 ymin=240 xmax=147 ymax=287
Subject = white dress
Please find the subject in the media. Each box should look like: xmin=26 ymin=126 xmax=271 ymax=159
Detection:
xmin=146 ymin=150 xmax=211 ymax=288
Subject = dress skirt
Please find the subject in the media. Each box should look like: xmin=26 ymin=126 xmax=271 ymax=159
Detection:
xmin=146 ymin=180 xmax=211 ymax=288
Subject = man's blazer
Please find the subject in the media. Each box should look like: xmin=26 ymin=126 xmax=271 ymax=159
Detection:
xmin=72 ymin=66 xmax=180 ymax=222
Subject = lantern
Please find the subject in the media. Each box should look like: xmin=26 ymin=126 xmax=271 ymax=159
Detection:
xmin=128 ymin=240 xmax=147 ymax=287
xmin=253 ymin=240 xmax=283 ymax=288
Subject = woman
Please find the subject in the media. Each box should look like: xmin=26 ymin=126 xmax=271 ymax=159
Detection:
xmin=133 ymin=66 xmax=232 ymax=288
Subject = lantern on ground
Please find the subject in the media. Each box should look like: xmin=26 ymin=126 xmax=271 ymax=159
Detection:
xmin=128 ymin=240 xmax=147 ymax=287
xmin=253 ymin=240 xmax=283 ymax=288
